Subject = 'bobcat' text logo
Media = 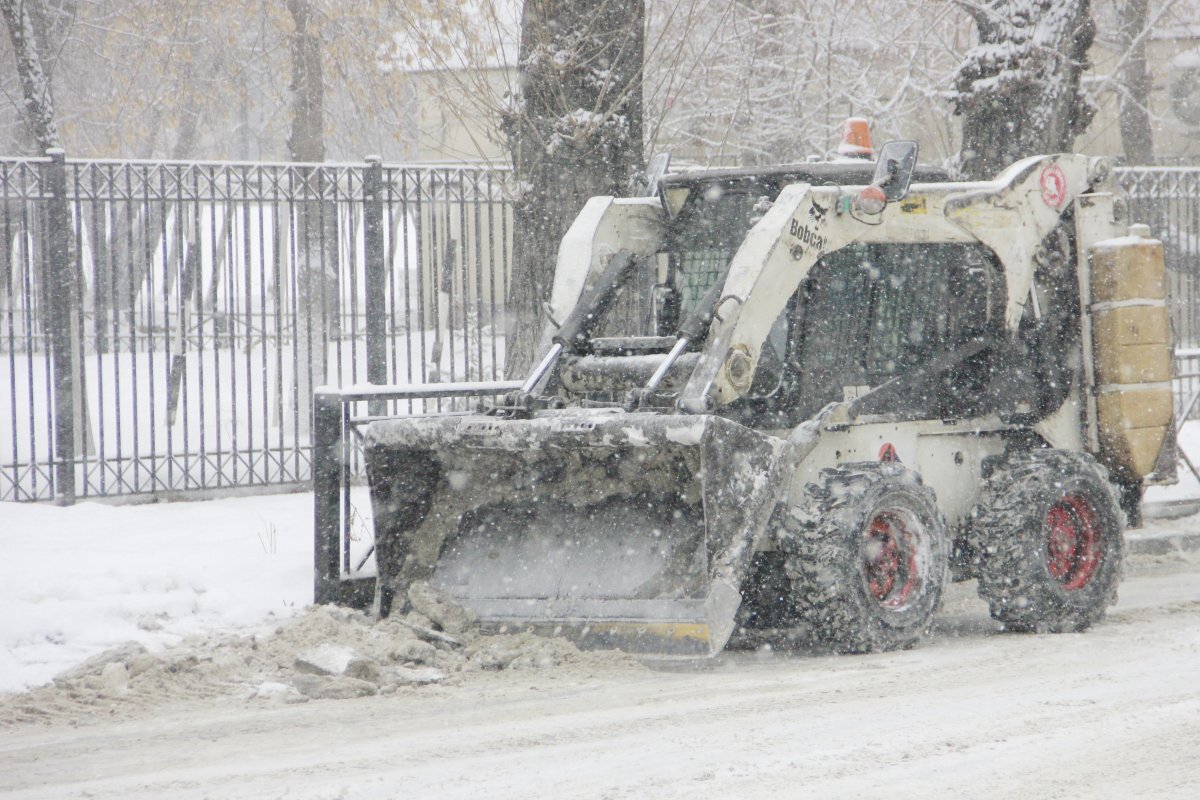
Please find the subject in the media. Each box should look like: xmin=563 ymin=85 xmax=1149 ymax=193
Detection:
xmin=789 ymin=219 xmax=826 ymax=254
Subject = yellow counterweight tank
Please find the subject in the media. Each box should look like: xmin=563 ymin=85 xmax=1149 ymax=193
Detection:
xmin=1088 ymin=225 xmax=1173 ymax=481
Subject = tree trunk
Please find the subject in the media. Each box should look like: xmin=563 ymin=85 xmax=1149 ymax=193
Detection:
xmin=504 ymin=0 xmax=646 ymax=377
xmin=953 ymin=1 xmax=1096 ymax=181
xmin=1117 ymin=0 xmax=1153 ymax=164
xmin=287 ymin=0 xmax=324 ymax=164
xmin=286 ymin=0 xmax=331 ymax=433
xmin=0 ymin=0 xmax=59 ymax=151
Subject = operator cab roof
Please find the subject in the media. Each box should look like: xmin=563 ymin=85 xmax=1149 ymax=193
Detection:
xmin=659 ymin=160 xmax=952 ymax=194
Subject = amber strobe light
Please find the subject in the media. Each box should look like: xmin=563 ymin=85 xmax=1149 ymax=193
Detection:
xmin=838 ymin=117 xmax=874 ymax=158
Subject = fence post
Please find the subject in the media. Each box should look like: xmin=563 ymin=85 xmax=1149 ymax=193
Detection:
xmin=313 ymin=389 xmax=345 ymax=604
xmin=363 ymin=155 xmax=387 ymax=416
xmin=43 ymin=148 xmax=75 ymax=505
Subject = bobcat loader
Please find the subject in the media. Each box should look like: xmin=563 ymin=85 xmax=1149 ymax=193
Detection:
xmin=316 ymin=141 xmax=1175 ymax=656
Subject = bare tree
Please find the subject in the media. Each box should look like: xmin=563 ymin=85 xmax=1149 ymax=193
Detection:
xmin=286 ymin=0 xmax=323 ymax=163
xmin=0 ymin=0 xmax=56 ymax=313
xmin=503 ymin=0 xmax=646 ymax=375
xmin=0 ymin=1 xmax=435 ymax=161
xmin=644 ymin=1 xmax=972 ymax=167
xmin=285 ymin=0 xmax=335 ymax=428
xmin=953 ymin=0 xmax=1096 ymax=179
xmin=0 ymin=0 xmax=60 ymax=150
xmin=1091 ymin=0 xmax=1194 ymax=163
xmin=1114 ymin=0 xmax=1153 ymax=162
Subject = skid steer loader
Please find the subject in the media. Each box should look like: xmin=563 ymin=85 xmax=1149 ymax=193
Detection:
xmin=314 ymin=140 xmax=1175 ymax=656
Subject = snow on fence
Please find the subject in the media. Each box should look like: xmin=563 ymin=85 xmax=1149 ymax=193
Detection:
xmin=0 ymin=152 xmax=511 ymax=502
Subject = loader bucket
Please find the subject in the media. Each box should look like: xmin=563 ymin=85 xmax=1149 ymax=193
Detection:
xmin=363 ymin=411 xmax=786 ymax=657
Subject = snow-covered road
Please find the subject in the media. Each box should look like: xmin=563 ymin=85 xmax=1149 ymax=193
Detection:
xmin=3 ymin=544 xmax=1198 ymax=800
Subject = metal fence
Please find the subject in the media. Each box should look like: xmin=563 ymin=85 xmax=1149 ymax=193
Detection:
xmin=1116 ymin=167 xmax=1200 ymax=418
xmin=0 ymin=152 xmax=512 ymax=502
xmin=4 ymin=159 xmax=1200 ymax=503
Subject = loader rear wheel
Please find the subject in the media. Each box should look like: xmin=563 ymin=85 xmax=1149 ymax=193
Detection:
xmin=969 ymin=449 xmax=1125 ymax=633
xmin=783 ymin=463 xmax=949 ymax=653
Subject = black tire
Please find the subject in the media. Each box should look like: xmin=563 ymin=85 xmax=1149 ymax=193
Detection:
xmin=781 ymin=463 xmax=950 ymax=653
xmin=969 ymin=449 xmax=1125 ymax=633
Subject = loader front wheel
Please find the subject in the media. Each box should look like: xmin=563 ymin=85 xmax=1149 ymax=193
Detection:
xmin=969 ymin=449 xmax=1125 ymax=633
xmin=784 ymin=464 xmax=949 ymax=653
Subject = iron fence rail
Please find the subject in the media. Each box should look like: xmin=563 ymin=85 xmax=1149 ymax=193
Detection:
xmin=0 ymin=153 xmax=512 ymax=502
xmin=1116 ymin=167 xmax=1200 ymax=417
xmin=3 ymin=160 xmax=1200 ymax=503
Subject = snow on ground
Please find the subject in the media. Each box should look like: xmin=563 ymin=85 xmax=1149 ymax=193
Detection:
xmin=0 ymin=476 xmax=1199 ymax=798
xmin=0 ymin=487 xmax=635 ymax=723
xmin=3 ymin=442 xmax=1200 ymax=698
xmin=0 ymin=491 xmax=315 ymax=694
xmin=0 ymin=514 xmax=1197 ymax=799
xmin=1144 ymin=419 xmax=1200 ymax=504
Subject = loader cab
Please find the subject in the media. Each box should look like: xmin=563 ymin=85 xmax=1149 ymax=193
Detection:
xmin=724 ymin=238 xmax=1009 ymax=428
xmin=728 ymin=220 xmax=1087 ymax=433
xmin=653 ymin=158 xmax=1013 ymax=429
xmin=577 ymin=156 xmax=1076 ymax=430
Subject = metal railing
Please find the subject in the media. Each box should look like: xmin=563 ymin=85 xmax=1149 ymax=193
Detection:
xmin=1116 ymin=166 xmax=1200 ymax=418
xmin=0 ymin=152 xmax=512 ymax=502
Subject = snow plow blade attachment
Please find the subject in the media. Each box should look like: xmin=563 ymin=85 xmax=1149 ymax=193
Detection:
xmin=363 ymin=411 xmax=784 ymax=657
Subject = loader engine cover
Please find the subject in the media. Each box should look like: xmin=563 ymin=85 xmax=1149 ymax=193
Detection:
xmin=363 ymin=410 xmax=786 ymax=656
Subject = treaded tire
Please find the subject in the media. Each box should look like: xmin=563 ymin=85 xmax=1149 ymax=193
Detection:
xmin=969 ymin=449 xmax=1125 ymax=633
xmin=782 ymin=463 xmax=949 ymax=653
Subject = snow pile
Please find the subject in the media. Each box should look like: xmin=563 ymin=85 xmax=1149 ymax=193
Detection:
xmin=0 ymin=581 xmax=639 ymax=725
xmin=0 ymin=490 xmax=648 ymax=716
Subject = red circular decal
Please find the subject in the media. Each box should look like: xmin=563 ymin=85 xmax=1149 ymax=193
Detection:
xmin=1040 ymin=164 xmax=1067 ymax=209
xmin=878 ymin=443 xmax=900 ymax=463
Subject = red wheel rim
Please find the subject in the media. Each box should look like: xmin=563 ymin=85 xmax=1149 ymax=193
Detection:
xmin=1045 ymin=494 xmax=1102 ymax=591
xmin=864 ymin=511 xmax=919 ymax=608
